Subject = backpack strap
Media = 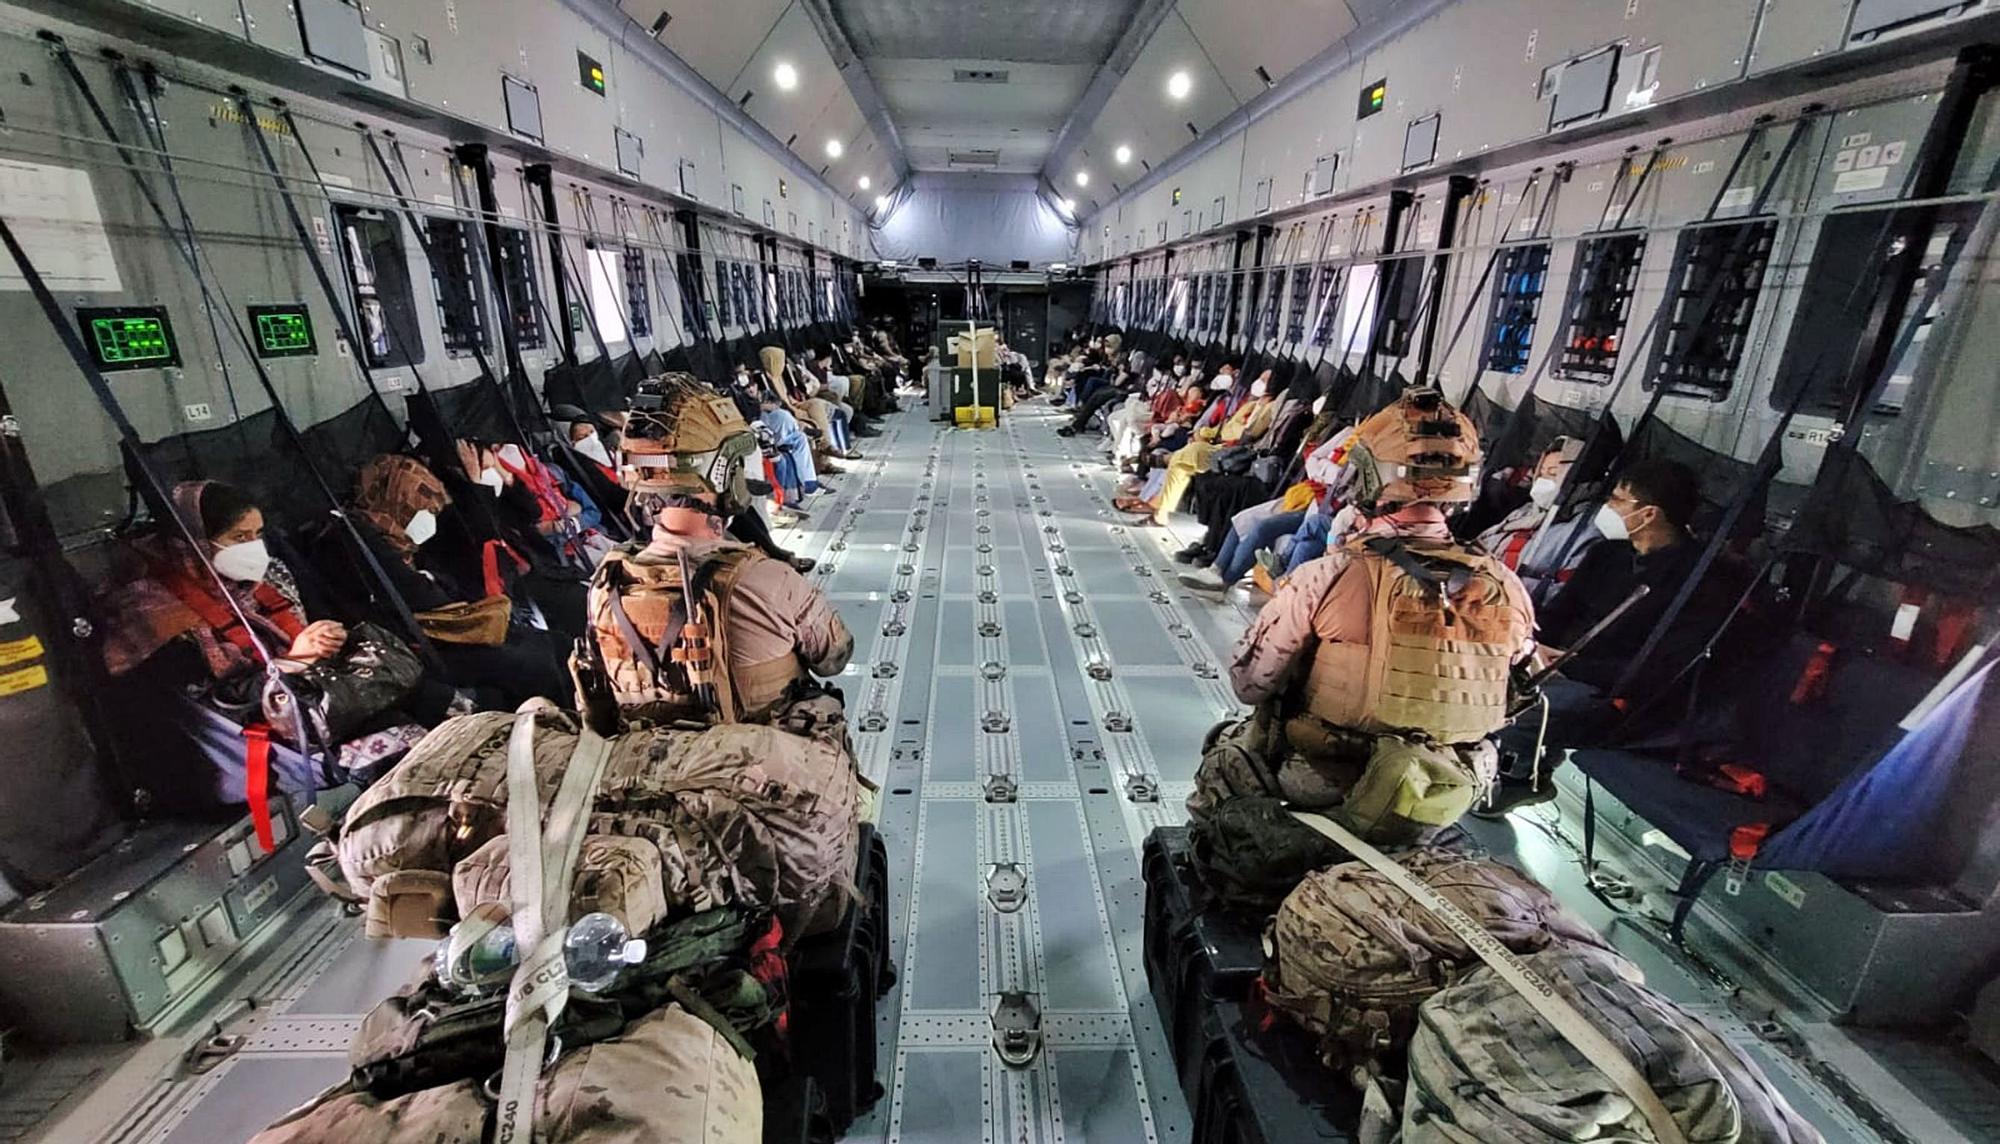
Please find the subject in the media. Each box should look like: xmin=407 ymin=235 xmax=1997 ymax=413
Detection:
xmin=684 ymin=548 xmax=759 ymax=723
xmin=492 ymin=704 xmax=616 ymax=1144
xmin=1290 ymin=810 xmax=1690 ymax=1144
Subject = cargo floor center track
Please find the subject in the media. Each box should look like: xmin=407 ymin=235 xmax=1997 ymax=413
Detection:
xmin=21 ymin=402 xmax=1999 ymax=1144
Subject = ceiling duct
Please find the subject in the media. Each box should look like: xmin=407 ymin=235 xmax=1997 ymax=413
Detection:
xmin=953 ymin=68 xmax=1011 ymax=84
xmin=948 ymin=149 xmax=1003 ymax=167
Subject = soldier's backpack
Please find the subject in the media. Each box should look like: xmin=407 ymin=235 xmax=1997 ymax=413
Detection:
xmin=587 ymin=545 xmax=777 ymax=723
xmin=1294 ymin=536 xmax=1530 ymax=747
xmin=1404 ymin=949 xmax=1823 ymax=1143
xmin=250 ymin=1000 xmax=763 ymax=1144
xmin=327 ymin=707 xmax=859 ymax=945
xmin=1262 ymin=849 xmax=1616 ymax=1069
xmin=1187 ymin=796 xmax=1345 ymax=919
xmin=1185 ymin=715 xmax=1284 ymax=824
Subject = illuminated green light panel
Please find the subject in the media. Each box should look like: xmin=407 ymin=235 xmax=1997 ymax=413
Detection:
xmin=258 ymin=311 xmax=311 ymax=352
xmin=82 ymin=310 xmax=179 ymax=370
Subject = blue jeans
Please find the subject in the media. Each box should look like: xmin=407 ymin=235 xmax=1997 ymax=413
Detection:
xmin=1283 ymin=512 xmax=1332 ymax=575
xmin=1215 ymin=510 xmax=1307 ymax=584
xmin=829 ymin=408 xmax=852 ymax=454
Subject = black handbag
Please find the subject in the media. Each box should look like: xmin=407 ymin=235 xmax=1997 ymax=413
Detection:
xmin=262 ymin=621 xmax=425 ymax=747
xmin=1212 ymin=445 xmax=1255 ymax=476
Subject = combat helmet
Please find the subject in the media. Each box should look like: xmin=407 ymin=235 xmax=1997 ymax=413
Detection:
xmin=1344 ymin=386 xmax=1481 ymax=513
xmin=619 ymin=372 xmax=758 ymax=516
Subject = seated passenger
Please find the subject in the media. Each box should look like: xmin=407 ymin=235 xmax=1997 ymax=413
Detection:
xmin=348 ymin=455 xmax=570 ymax=708
xmin=1478 ymin=458 xmax=1734 ymax=817
xmin=1058 ymin=349 xmax=1150 ymax=436
xmin=590 ymin=380 xmax=854 ymax=733
xmin=1116 ymin=367 xmax=1276 ymax=524
xmin=97 ymin=480 xmax=460 ymax=772
xmin=758 ymin=391 xmax=824 ymax=500
xmin=1472 ymin=436 xmax=1602 ymax=600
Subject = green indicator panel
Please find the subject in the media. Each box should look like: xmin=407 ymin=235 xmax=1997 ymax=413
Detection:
xmin=1359 ymin=78 xmax=1388 ymax=120
xmin=76 ymin=307 xmax=181 ymax=372
xmin=248 ymin=304 xmax=318 ymax=358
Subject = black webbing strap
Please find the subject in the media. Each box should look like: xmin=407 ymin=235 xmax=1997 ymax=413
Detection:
xmin=49 ymin=48 xmax=439 ymax=666
xmin=0 ymin=214 xmax=276 ymax=672
xmin=239 ymin=99 xmax=402 ymax=425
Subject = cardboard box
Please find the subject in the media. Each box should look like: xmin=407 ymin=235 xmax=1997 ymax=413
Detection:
xmin=948 ymin=327 xmax=999 ymax=370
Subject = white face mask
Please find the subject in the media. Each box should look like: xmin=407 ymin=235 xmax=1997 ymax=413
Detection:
xmin=575 ymin=434 xmax=613 ymax=467
xmin=1250 ymin=379 xmax=1268 ymax=398
xmin=1173 ymin=364 xmax=1187 ymax=377
xmin=1593 ymin=502 xmax=1631 ymax=542
xmin=1210 ymin=375 xmax=1232 ymax=391
xmin=1529 ymin=476 xmax=1560 ymax=509
xmin=1311 ymin=395 xmax=1328 ymax=416
xmin=479 ymin=467 xmax=505 ymax=495
xmin=405 ymin=508 xmax=439 ymax=547
xmin=212 ymin=538 xmax=271 ymax=583
xmin=497 ymin=445 xmax=526 ymax=470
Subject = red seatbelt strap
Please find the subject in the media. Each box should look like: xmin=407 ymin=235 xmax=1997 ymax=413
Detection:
xmin=1729 ymin=822 xmax=1770 ymax=862
xmin=481 ymin=539 xmax=528 ymax=599
xmin=244 ymin=723 xmax=275 ymax=853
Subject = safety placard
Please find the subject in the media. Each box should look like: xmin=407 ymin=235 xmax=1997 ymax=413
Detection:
xmin=0 ymin=159 xmax=124 ymax=293
xmin=0 ymin=635 xmax=44 ymax=668
xmin=0 ymin=663 xmax=48 ymax=697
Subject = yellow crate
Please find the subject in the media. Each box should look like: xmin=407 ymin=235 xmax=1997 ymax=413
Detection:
xmin=954 ymin=405 xmax=997 ymax=429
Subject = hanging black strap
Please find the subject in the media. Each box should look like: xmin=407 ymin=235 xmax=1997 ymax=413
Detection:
xmin=48 ymin=46 xmax=440 ymax=668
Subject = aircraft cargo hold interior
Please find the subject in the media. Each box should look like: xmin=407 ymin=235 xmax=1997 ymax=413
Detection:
xmin=0 ymin=2 xmax=1994 ymax=1143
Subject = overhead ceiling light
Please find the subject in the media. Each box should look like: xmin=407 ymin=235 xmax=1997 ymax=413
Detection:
xmin=858 ymin=175 xmax=872 ymax=190
xmin=875 ymin=195 xmax=891 ymax=211
xmin=773 ymin=61 xmax=799 ymax=91
xmin=1075 ymin=170 xmax=1090 ymax=187
xmin=825 ymin=138 xmax=844 ymax=159
xmin=1114 ymin=144 xmax=1132 ymax=164
xmin=1167 ymin=70 xmax=1192 ymax=100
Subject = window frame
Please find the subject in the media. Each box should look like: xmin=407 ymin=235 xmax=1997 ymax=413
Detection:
xmin=1644 ymin=217 xmax=1779 ymax=401
xmin=622 ymin=248 xmax=653 ymax=340
xmin=493 ymin=226 xmax=545 ymax=352
xmin=1480 ymin=241 xmax=1551 ymax=375
xmin=331 ymin=204 xmax=427 ymax=369
xmin=1554 ymin=230 xmax=1648 ymax=385
xmin=423 ymin=215 xmax=490 ymax=357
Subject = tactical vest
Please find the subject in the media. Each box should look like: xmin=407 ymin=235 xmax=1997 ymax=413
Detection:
xmin=1294 ymin=536 xmax=1529 ymax=746
xmin=588 ymin=546 xmax=807 ymax=723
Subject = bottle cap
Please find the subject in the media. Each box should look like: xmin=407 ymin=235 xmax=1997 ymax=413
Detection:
xmin=620 ymin=939 xmax=648 ymax=966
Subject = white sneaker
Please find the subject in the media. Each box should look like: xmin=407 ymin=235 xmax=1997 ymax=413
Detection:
xmin=1178 ymin=567 xmax=1226 ymax=593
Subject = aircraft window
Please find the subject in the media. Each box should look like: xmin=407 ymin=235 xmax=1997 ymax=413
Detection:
xmin=424 ymin=217 xmax=489 ymax=355
xmin=1310 ymin=266 xmax=1340 ymax=346
xmin=333 ymin=206 xmax=425 ymax=368
xmin=1371 ymin=257 xmax=1423 ymax=358
xmin=1647 ymin=217 xmax=1778 ymax=400
xmin=622 ymin=249 xmax=652 ymax=339
xmin=1340 ymin=262 xmax=1380 ymax=355
xmin=1482 ymin=242 xmax=1551 ymax=374
xmin=1263 ymin=269 xmax=1286 ymax=341
xmin=693 ymin=255 xmax=720 ymax=331
xmin=1555 ymin=231 xmax=1646 ymax=384
xmin=1287 ymin=269 xmax=1313 ymax=340
xmin=730 ymin=263 xmax=750 ymax=326
xmin=1211 ymin=273 xmax=1229 ymax=335
xmin=494 ymin=227 xmax=544 ymax=351
xmin=1768 ymin=205 xmax=1974 ymax=417
xmin=585 ymin=246 xmax=632 ymax=345
xmin=655 ymin=257 xmax=685 ymax=343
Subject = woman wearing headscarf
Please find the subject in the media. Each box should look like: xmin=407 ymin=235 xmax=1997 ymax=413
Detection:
xmin=349 ymin=456 xmax=569 ymax=707
xmin=97 ymin=481 xmax=460 ymax=778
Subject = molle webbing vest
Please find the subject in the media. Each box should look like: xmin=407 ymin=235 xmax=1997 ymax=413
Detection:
xmin=1299 ymin=537 xmax=1527 ymax=745
xmin=589 ymin=547 xmax=805 ymax=723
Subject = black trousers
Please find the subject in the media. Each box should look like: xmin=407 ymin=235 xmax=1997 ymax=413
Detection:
xmin=730 ymin=508 xmax=792 ymax=559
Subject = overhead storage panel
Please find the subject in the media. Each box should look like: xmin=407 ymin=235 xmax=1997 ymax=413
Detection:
xmin=295 ymin=0 xmax=372 ymax=78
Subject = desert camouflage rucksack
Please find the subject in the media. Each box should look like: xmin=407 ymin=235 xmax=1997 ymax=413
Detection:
xmin=251 ymin=1000 xmax=763 ymax=1144
xmin=1404 ymin=949 xmax=1823 ymax=1143
xmin=1262 ymin=849 xmax=1616 ymax=1069
xmin=325 ymin=707 xmax=859 ymax=946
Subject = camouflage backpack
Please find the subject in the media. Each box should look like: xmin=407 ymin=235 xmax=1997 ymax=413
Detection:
xmin=1404 ymin=949 xmax=1822 ymax=1143
xmin=326 ymin=707 xmax=860 ymax=946
xmin=1185 ymin=715 xmax=1285 ymax=824
xmin=1262 ymin=849 xmax=1616 ymax=1069
xmin=1186 ymin=796 xmax=1346 ymax=920
xmin=251 ymin=1000 xmax=763 ymax=1144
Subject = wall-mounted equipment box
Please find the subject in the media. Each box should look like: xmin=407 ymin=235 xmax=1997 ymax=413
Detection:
xmin=502 ymin=76 xmax=544 ymax=142
xmin=680 ymin=159 xmax=699 ymax=200
xmin=247 ymin=304 xmax=318 ymax=359
xmin=77 ymin=307 xmax=180 ymax=372
xmin=296 ymin=0 xmax=372 ymax=78
xmin=1550 ymin=45 xmax=1622 ymax=129
xmin=1309 ymin=153 xmax=1338 ymax=197
xmin=1402 ymin=114 xmax=1440 ymax=171
xmin=615 ymin=128 xmax=643 ymax=178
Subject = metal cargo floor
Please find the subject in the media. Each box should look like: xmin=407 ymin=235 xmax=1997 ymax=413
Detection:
xmin=21 ymin=401 xmax=2000 ymax=1143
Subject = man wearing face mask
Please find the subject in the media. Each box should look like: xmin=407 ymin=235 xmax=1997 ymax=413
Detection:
xmin=1474 ymin=458 xmax=1713 ymax=818
xmin=591 ymin=378 xmax=853 ymax=735
xmin=1208 ymin=389 xmax=1534 ymax=842
xmin=1472 ymin=436 xmax=1603 ymax=600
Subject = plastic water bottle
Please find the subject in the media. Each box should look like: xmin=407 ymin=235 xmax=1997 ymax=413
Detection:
xmin=435 ymin=912 xmax=647 ymax=995
xmin=563 ymin=913 xmax=649 ymax=992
